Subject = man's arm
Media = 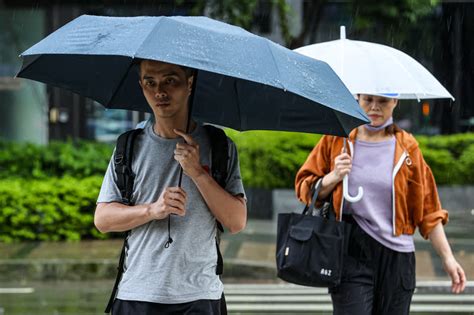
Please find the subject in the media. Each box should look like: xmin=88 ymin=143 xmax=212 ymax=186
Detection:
xmin=94 ymin=187 xmax=187 ymax=233
xmin=192 ymin=172 xmax=247 ymax=234
xmin=174 ymin=129 xmax=247 ymax=234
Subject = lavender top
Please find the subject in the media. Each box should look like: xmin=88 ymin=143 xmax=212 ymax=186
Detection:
xmin=344 ymin=137 xmax=415 ymax=253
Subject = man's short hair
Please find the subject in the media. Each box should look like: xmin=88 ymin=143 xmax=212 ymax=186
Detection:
xmin=134 ymin=59 xmax=195 ymax=79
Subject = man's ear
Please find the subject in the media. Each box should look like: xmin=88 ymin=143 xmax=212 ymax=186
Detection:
xmin=188 ymin=76 xmax=194 ymax=93
xmin=138 ymin=79 xmax=143 ymax=89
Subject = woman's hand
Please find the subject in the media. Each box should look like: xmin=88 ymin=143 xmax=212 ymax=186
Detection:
xmin=442 ymin=255 xmax=467 ymax=294
xmin=317 ymin=151 xmax=353 ymax=201
xmin=429 ymin=222 xmax=466 ymax=294
xmin=333 ymin=152 xmax=352 ymax=182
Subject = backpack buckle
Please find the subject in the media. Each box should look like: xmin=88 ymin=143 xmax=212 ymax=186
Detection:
xmin=114 ymin=154 xmax=124 ymax=165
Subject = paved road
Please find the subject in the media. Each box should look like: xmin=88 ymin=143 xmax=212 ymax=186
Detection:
xmin=225 ymin=282 xmax=474 ymax=314
xmin=1 ymin=281 xmax=473 ymax=314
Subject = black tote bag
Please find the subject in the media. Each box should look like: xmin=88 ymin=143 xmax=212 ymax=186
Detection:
xmin=276 ymin=179 xmax=347 ymax=287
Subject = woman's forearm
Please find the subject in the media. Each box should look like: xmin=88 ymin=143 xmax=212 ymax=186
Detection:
xmin=429 ymin=222 xmax=454 ymax=261
xmin=319 ymin=171 xmax=341 ymax=200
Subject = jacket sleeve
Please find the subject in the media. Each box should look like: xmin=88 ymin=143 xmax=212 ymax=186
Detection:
xmin=295 ymin=136 xmax=333 ymax=205
xmin=418 ymin=156 xmax=449 ymax=239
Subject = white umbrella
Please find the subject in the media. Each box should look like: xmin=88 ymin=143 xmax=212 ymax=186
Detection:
xmin=295 ymin=26 xmax=454 ymax=203
xmin=295 ymin=26 xmax=454 ymax=101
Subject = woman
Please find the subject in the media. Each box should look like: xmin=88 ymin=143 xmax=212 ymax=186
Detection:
xmin=295 ymin=94 xmax=466 ymax=315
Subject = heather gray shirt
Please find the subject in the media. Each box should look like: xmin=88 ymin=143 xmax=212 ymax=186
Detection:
xmin=344 ymin=138 xmax=415 ymax=253
xmin=97 ymin=123 xmax=245 ymax=303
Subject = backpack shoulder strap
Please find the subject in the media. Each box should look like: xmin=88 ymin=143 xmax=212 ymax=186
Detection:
xmin=203 ymin=125 xmax=229 ymax=189
xmin=114 ymin=128 xmax=143 ymax=205
xmin=105 ymin=128 xmax=142 ymax=314
xmin=203 ymin=125 xmax=230 ymax=276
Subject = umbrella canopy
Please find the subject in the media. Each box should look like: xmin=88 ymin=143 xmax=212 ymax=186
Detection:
xmin=18 ymin=15 xmax=368 ymax=136
xmin=295 ymin=26 xmax=454 ymax=100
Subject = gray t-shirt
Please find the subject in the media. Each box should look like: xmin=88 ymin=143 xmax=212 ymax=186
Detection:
xmin=97 ymin=123 xmax=245 ymax=304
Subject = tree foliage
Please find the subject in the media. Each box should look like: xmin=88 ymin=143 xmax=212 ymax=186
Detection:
xmin=177 ymin=0 xmax=439 ymax=48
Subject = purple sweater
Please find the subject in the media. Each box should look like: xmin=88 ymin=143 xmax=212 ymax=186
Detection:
xmin=344 ymin=137 xmax=415 ymax=253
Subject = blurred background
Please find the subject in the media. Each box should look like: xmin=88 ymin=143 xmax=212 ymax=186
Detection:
xmin=0 ymin=1 xmax=473 ymax=314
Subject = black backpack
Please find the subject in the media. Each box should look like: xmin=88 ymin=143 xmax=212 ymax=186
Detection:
xmin=105 ymin=124 xmax=229 ymax=313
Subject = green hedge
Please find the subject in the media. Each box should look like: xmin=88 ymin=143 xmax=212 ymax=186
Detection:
xmin=226 ymin=131 xmax=474 ymax=188
xmin=225 ymin=130 xmax=321 ymax=188
xmin=1 ymin=132 xmax=474 ymax=187
xmin=0 ymin=176 xmax=104 ymax=242
xmin=0 ymin=140 xmax=113 ymax=179
xmin=416 ymin=133 xmax=474 ymax=185
xmin=0 ymin=132 xmax=473 ymax=241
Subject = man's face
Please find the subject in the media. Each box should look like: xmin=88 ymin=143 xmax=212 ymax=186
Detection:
xmin=139 ymin=60 xmax=193 ymax=120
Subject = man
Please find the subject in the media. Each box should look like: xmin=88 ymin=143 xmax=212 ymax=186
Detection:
xmin=95 ymin=59 xmax=247 ymax=314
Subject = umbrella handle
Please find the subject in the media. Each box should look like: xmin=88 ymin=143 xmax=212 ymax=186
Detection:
xmin=341 ymin=138 xmax=363 ymax=202
xmin=343 ymin=175 xmax=363 ymax=202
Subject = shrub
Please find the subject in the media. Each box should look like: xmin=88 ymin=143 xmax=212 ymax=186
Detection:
xmin=417 ymin=133 xmax=474 ymax=159
xmin=0 ymin=176 xmax=104 ymax=242
xmin=458 ymin=144 xmax=474 ymax=185
xmin=226 ymin=129 xmax=321 ymax=188
xmin=420 ymin=148 xmax=461 ymax=185
xmin=0 ymin=132 xmax=473 ymax=241
xmin=0 ymin=140 xmax=113 ymax=179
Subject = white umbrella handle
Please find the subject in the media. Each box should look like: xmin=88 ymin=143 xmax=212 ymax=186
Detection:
xmin=343 ymin=175 xmax=363 ymax=202
xmin=342 ymin=137 xmax=363 ymax=202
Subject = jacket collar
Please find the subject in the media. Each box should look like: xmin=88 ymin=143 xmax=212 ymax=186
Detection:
xmin=348 ymin=128 xmax=358 ymax=142
xmin=347 ymin=125 xmax=418 ymax=163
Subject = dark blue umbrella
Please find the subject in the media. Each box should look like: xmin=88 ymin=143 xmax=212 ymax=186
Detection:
xmin=17 ymin=15 xmax=368 ymax=136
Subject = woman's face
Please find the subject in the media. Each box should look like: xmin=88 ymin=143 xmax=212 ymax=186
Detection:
xmin=358 ymin=94 xmax=398 ymax=126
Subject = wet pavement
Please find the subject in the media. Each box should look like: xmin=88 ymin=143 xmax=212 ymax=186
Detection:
xmin=0 ymin=216 xmax=473 ymax=282
xmin=0 ymin=214 xmax=473 ymax=314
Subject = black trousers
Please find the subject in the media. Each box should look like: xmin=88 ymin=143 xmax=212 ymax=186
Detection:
xmin=112 ymin=294 xmax=225 ymax=315
xmin=329 ymin=216 xmax=416 ymax=315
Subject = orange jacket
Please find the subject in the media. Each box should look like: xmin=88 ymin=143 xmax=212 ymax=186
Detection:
xmin=295 ymin=127 xmax=448 ymax=239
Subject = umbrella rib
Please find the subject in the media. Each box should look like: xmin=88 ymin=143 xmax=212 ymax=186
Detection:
xmin=264 ymin=40 xmax=286 ymax=90
xmin=333 ymin=110 xmax=350 ymax=136
xmin=105 ymin=58 xmax=136 ymax=107
xmin=106 ymin=18 xmax=166 ymax=107
xmin=106 ymin=17 xmax=168 ymax=106
xmin=384 ymin=49 xmax=425 ymax=99
xmin=134 ymin=17 xmax=166 ymax=63
xmin=16 ymin=54 xmax=42 ymax=78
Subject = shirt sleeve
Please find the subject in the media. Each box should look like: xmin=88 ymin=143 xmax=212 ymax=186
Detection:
xmin=97 ymin=149 xmax=124 ymax=204
xmin=295 ymin=135 xmax=333 ymax=205
xmin=418 ymin=157 xmax=449 ymax=238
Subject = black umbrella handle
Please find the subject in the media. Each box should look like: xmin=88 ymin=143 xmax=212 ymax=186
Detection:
xmin=177 ymin=69 xmax=199 ymax=187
